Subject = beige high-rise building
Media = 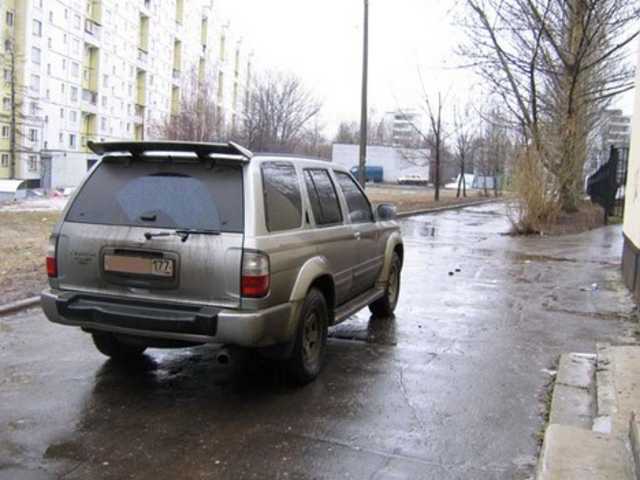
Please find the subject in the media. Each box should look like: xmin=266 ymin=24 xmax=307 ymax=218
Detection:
xmin=0 ymin=0 xmax=252 ymax=187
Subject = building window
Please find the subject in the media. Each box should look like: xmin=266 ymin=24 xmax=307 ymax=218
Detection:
xmin=29 ymin=129 xmax=38 ymax=142
xmin=70 ymin=86 xmax=78 ymax=102
xmin=30 ymin=74 xmax=40 ymax=91
xmin=71 ymin=62 xmax=79 ymax=78
xmin=3 ymin=69 xmax=10 ymax=82
xmin=70 ymin=110 xmax=77 ymax=123
xmin=1 ymin=154 xmax=8 ymax=167
xmin=33 ymin=20 xmax=42 ymax=37
xmin=3 ymin=98 xmax=10 ymax=110
xmin=6 ymin=11 xmax=14 ymax=27
xmin=69 ymin=134 xmax=76 ymax=148
xmin=28 ymin=155 xmax=38 ymax=171
xmin=2 ymin=126 xmax=9 ymax=137
xmin=32 ymin=47 xmax=41 ymax=65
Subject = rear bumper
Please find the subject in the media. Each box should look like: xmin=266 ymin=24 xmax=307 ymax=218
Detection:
xmin=41 ymin=289 xmax=299 ymax=347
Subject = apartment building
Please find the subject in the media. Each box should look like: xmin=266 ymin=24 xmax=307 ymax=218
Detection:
xmin=383 ymin=110 xmax=422 ymax=147
xmin=0 ymin=0 xmax=252 ymax=187
xmin=623 ymin=47 xmax=640 ymax=306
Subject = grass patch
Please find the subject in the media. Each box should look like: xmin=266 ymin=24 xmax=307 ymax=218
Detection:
xmin=366 ymin=186 xmax=495 ymax=214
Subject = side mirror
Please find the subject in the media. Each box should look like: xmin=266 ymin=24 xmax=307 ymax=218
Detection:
xmin=376 ymin=203 xmax=397 ymax=221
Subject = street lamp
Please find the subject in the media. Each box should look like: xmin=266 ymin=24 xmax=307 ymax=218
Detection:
xmin=358 ymin=0 xmax=369 ymax=188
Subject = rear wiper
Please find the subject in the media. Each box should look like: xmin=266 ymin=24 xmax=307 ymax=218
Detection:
xmin=174 ymin=229 xmax=221 ymax=242
xmin=144 ymin=229 xmax=221 ymax=242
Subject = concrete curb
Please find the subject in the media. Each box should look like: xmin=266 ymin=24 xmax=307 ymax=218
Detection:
xmin=0 ymin=296 xmax=40 ymax=317
xmin=594 ymin=343 xmax=616 ymax=433
xmin=396 ymin=198 xmax=499 ymax=218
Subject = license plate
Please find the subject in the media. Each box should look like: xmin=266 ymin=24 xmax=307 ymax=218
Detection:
xmin=104 ymin=254 xmax=174 ymax=277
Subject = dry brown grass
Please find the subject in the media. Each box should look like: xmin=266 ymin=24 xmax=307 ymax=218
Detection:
xmin=367 ymin=186 xmax=494 ymax=213
xmin=0 ymin=211 xmax=60 ymax=304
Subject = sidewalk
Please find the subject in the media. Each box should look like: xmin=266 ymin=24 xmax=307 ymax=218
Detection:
xmin=537 ymin=345 xmax=640 ymax=478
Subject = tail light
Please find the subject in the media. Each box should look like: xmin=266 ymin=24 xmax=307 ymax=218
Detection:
xmin=241 ymin=251 xmax=270 ymax=298
xmin=46 ymin=235 xmax=58 ymax=278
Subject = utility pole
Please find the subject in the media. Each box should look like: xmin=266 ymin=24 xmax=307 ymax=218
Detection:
xmin=357 ymin=0 xmax=369 ymax=188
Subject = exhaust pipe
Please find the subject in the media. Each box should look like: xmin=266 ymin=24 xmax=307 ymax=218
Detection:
xmin=216 ymin=347 xmax=231 ymax=365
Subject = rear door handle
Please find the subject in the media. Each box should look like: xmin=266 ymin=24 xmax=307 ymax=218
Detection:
xmin=354 ymin=232 xmax=361 ymax=240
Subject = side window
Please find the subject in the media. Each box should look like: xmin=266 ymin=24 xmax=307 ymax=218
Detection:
xmin=304 ymin=169 xmax=343 ymax=226
xmin=261 ymin=161 xmax=303 ymax=232
xmin=335 ymin=171 xmax=374 ymax=223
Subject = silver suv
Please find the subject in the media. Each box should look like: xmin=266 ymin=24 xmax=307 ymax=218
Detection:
xmin=42 ymin=141 xmax=403 ymax=383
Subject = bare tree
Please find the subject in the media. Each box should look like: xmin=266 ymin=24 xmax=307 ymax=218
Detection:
xmin=1 ymin=36 xmax=43 ymax=180
xmin=333 ymin=111 xmax=392 ymax=146
xmin=239 ymin=71 xmax=322 ymax=154
xmin=452 ymin=103 xmax=477 ymax=198
xmin=460 ymin=0 xmax=639 ymax=220
xmin=393 ymin=92 xmax=450 ymax=200
xmin=150 ymin=68 xmax=221 ymax=142
xmin=297 ymin=119 xmax=332 ymax=159
xmin=424 ymin=92 xmax=448 ymax=201
xmin=334 ymin=120 xmax=360 ymax=145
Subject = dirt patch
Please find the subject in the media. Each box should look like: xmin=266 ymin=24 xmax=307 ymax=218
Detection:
xmin=0 ymin=211 xmax=60 ymax=305
xmin=515 ymin=202 xmax=607 ymax=236
xmin=367 ymin=186 xmax=494 ymax=213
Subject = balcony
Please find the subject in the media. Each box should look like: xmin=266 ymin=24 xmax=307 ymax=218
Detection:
xmin=81 ymin=89 xmax=99 ymax=114
xmin=84 ymin=20 xmax=102 ymax=47
xmin=140 ymin=0 xmax=150 ymax=15
xmin=137 ymin=48 xmax=148 ymax=66
xmin=134 ymin=104 xmax=145 ymax=125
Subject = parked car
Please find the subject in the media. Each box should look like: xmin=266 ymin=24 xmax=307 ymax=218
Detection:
xmin=397 ymin=173 xmax=428 ymax=186
xmin=42 ymin=141 xmax=403 ymax=384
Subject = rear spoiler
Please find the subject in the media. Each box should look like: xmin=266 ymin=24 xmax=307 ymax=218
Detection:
xmin=88 ymin=141 xmax=253 ymax=162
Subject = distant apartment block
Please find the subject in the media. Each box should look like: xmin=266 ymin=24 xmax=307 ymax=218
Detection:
xmin=0 ymin=0 xmax=252 ymax=187
xmin=383 ymin=110 xmax=422 ymax=147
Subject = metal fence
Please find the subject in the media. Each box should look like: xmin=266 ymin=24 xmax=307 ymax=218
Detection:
xmin=586 ymin=146 xmax=629 ymax=223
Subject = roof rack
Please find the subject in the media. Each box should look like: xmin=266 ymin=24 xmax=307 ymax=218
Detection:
xmin=87 ymin=140 xmax=253 ymax=162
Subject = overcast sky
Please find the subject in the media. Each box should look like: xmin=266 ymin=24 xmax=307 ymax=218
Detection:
xmin=218 ymin=0 xmax=636 ymax=135
xmin=218 ymin=0 xmax=477 ymax=132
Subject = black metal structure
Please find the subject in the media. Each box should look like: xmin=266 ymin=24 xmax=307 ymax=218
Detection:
xmin=586 ymin=146 xmax=629 ymax=223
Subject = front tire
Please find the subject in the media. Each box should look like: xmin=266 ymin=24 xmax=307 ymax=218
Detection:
xmin=92 ymin=332 xmax=147 ymax=360
xmin=288 ymin=288 xmax=328 ymax=384
xmin=369 ymin=252 xmax=401 ymax=318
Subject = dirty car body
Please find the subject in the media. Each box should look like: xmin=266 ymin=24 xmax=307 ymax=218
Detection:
xmin=41 ymin=141 xmax=403 ymax=383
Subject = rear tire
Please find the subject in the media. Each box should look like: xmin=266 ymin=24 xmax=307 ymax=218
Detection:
xmin=369 ymin=252 xmax=401 ymax=318
xmin=92 ymin=332 xmax=147 ymax=360
xmin=287 ymin=288 xmax=328 ymax=385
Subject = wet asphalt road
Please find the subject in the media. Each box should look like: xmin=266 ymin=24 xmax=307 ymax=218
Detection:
xmin=1 ymin=203 xmax=638 ymax=480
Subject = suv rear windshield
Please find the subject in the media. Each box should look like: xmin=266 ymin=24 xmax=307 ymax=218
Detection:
xmin=65 ymin=158 xmax=244 ymax=232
